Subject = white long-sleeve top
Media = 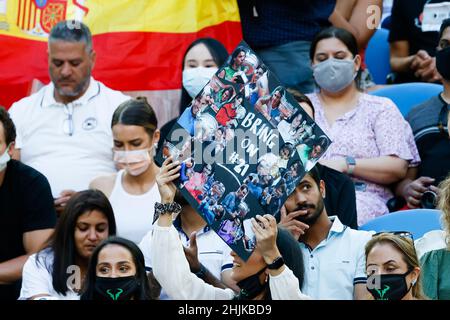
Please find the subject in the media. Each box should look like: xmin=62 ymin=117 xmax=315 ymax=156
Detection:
xmin=150 ymin=224 xmax=310 ymax=300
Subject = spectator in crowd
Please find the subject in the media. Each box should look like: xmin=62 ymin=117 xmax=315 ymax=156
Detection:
xmin=19 ymin=190 xmax=116 ymax=300
xmin=0 ymin=107 xmax=56 ymax=300
xmin=180 ymin=38 xmax=229 ymax=114
xmin=8 ymin=20 xmax=130 ymax=215
xmin=286 ymin=89 xmax=358 ymax=229
xmin=420 ymin=174 xmax=450 ymax=300
xmin=388 ymin=0 xmax=446 ymax=83
xmin=150 ymin=157 xmax=309 ymax=300
xmin=89 ymin=98 xmax=161 ymax=244
xmin=307 ymin=27 xmax=420 ymax=226
xmin=139 ymin=188 xmax=238 ymax=298
xmin=396 ymin=19 xmax=450 ymax=209
xmin=329 ymin=0 xmax=382 ymax=90
xmin=158 ymin=38 xmax=229 ymax=156
xmin=279 ymin=166 xmax=372 ymax=299
xmin=80 ymin=237 xmax=152 ymax=300
xmin=365 ymin=233 xmax=426 ymax=300
xmin=237 ymin=0 xmax=336 ymax=93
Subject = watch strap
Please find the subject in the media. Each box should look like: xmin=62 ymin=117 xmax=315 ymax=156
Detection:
xmin=267 ymin=256 xmax=284 ymax=270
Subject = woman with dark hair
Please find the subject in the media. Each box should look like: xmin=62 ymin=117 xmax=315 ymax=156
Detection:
xmin=307 ymin=26 xmax=419 ymax=226
xmin=157 ymin=38 xmax=229 ymax=155
xmin=150 ymin=157 xmax=309 ymax=300
xmin=19 ymin=190 xmax=117 ymax=300
xmin=80 ymin=237 xmax=152 ymax=300
xmin=90 ymin=97 xmax=161 ymax=244
xmin=180 ymin=38 xmax=229 ymax=114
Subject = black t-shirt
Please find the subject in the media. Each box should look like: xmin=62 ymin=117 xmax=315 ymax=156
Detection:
xmin=406 ymin=95 xmax=450 ymax=185
xmin=317 ymin=164 xmax=358 ymax=229
xmin=0 ymin=160 xmax=56 ymax=300
xmin=388 ymin=0 xmax=442 ymax=83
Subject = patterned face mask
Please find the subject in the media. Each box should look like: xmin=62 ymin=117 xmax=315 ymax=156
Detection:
xmin=94 ymin=276 xmax=139 ymax=301
xmin=367 ymin=269 xmax=414 ymax=300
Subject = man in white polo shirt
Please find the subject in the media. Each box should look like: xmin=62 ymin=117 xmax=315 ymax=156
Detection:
xmin=279 ymin=166 xmax=372 ymax=299
xmin=9 ymin=20 xmax=129 ymax=212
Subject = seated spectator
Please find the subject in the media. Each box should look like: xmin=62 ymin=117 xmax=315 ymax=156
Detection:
xmin=180 ymin=38 xmax=229 ymax=114
xmin=388 ymin=0 xmax=445 ymax=83
xmin=19 ymin=190 xmax=116 ymax=300
xmin=8 ymin=21 xmax=130 ymax=214
xmin=80 ymin=237 xmax=152 ymax=300
xmin=395 ymin=19 xmax=450 ymax=209
xmin=150 ymin=157 xmax=309 ymax=300
xmin=139 ymin=175 xmax=237 ymax=299
xmin=420 ymin=174 xmax=450 ymax=300
xmin=278 ymin=166 xmax=372 ymax=299
xmin=287 ymin=88 xmax=358 ymax=229
xmin=237 ymin=0 xmax=336 ymax=93
xmin=0 ymin=107 xmax=56 ymax=300
xmin=365 ymin=232 xmax=426 ymax=300
xmin=329 ymin=0 xmax=382 ymax=90
xmin=90 ymin=98 xmax=161 ymax=244
xmin=307 ymin=27 xmax=419 ymax=226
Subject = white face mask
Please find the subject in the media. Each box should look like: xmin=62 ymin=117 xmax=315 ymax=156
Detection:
xmin=182 ymin=67 xmax=218 ymax=98
xmin=0 ymin=144 xmax=11 ymax=172
xmin=113 ymin=146 xmax=155 ymax=176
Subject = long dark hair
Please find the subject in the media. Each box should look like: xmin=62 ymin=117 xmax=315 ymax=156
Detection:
xmin=80 ymin=236 xmax=152 ymax=300
xmin=180 ymin=38 xmax=229 ymax=114
xmin=112 ymin=97 xmax=158 ymax=138
xmin=309 ymin=26 xmax=362 ymax=89
xmin=37 ymin=190 xmax=117 ymax=296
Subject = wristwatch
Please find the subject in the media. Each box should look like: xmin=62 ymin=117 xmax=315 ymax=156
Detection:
xmin=345 ymin=156 xmax=356 ymax=175
xmin=267 ymin=256 xmax=285 ymax=270
xmin=153 ymin=202 xmax=182 ymax=224
xmin=193 ymin=264 xmax=208 ymax=280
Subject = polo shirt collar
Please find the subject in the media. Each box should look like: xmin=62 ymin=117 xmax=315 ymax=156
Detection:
xmin=327 ymin=216 xmax=347 ymax=240
xmin=40 ymin=77 xmax=100 ymax=108
xmin=173 ymin=215 xmax=211 ymax=241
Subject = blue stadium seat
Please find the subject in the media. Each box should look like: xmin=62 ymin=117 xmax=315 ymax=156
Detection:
xmin=359 ymin=209 xmax=443 ymax=240
xmin=369 ymin=82 xmax=443 ymax=117
xmin=365 ymin=28 xmax=391 ymax=84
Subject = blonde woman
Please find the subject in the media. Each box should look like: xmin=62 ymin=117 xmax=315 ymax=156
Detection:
xmin=420 ymin=175 xmax=450 ymax=300
xmin=365 ymin=233 xmax=426 ymax=300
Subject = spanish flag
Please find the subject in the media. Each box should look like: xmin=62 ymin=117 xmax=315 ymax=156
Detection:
xmin=0 ymin=0 xmax=242 ymax=108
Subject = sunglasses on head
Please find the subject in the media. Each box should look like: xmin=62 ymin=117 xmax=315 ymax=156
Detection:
xmin=372 ymin=231 xmax=414 ymax=241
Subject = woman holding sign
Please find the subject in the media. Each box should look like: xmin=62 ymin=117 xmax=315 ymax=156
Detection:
xmin=307 ymin=27 xmax=420 ymax=226
xmin=149 ymin=157 xmax=309 ymax=300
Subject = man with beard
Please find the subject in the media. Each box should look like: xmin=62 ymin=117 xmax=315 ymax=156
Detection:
xmin=9 ymin=20 xmax=129 ymax=214
xmin=279 ymin=166 xmax=372 ymax=299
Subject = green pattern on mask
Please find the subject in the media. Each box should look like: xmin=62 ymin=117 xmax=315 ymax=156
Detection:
xmin=375 ymin=285 xmax=390 ymax=300
xmin=106 ymin=288 xmax=124 ymax=300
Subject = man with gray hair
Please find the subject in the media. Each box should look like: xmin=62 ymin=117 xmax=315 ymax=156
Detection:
xmin=9 ymin=20 xmax=130 ymax=214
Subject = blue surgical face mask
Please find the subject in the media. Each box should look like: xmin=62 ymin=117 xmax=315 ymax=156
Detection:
xmin=313 ymin=58 xmax=357 ymax=93
xmin=0 ymin=144 xmax=11 ymax=172
xmin=182 ymin=67 xmax=218 ymax=98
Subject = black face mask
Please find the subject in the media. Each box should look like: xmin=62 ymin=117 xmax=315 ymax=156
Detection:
xmin=235 ymin=267 xmax=267 ymax=300
xmin=367 ymin=269 xmax=414 ymax=300
xmin=436 ymin=46 xmax=450 ymax=80
xmin=94 ymin=276 xmax=139 ymax=301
